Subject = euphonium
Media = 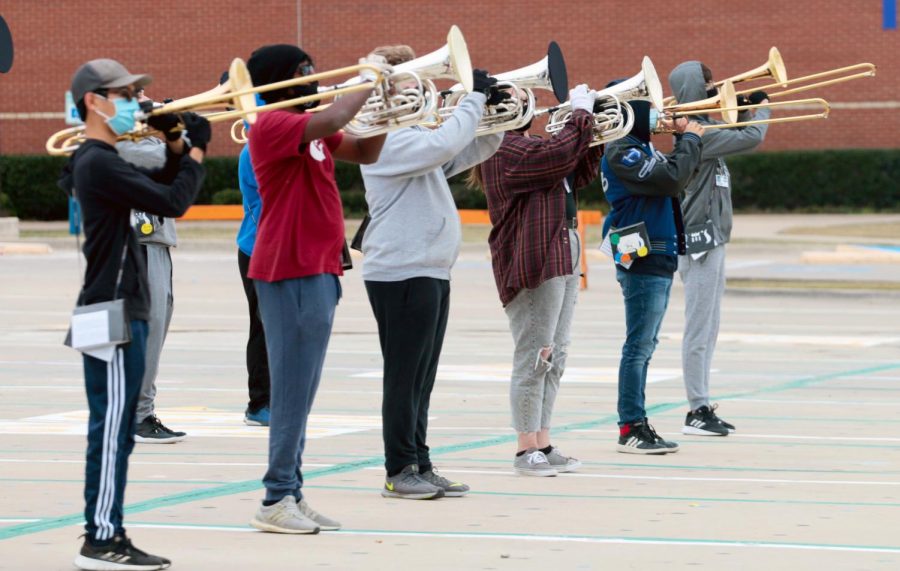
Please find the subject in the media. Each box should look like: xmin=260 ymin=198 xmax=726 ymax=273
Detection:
xmin=438 ymin=41 xmax=568 ymax=136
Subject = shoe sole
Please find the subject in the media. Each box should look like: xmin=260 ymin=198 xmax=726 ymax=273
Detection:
xmin=381 ymin=489 xmax=445 ymax=500
xmin=513 ymin=467 xmax=558 ymax=477
xmin=243 ymin=419 xmax=268 ymax=427
xmin=249 ymin=518 xmax=320 ymax=534
xmin=134 ymin=435 xmax=185 ymax=444
xmin=682 ymin=425 xmax=729 ymax=437
xmin=74 ymin=554 xmax=165 ymax=571
xmin=440 ymin=489 xmax=470 ymax=497
xmin=616 ymin=445 xmax=668 ymax=455
xmin=551 ymin=460 xmax=583 ymax=473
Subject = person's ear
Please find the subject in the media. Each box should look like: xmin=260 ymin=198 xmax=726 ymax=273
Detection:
xmin=84 ymin=92 xmax=99 ymax=114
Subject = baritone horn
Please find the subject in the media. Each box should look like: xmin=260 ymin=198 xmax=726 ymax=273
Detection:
xmin=540 ymin=56 xmax=664 ymax=147
xmin=438 ymin=41 xmax=568 ymax=135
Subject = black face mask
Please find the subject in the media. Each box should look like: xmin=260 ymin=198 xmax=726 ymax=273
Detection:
xmin=706 ymin=86 xmax=718 ymax=99
xmin=289 ymin=82 xmax=320 ymax=111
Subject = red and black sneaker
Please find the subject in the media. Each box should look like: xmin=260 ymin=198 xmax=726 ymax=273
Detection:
xmin=617 ymin=420 xmax=671 ymax=455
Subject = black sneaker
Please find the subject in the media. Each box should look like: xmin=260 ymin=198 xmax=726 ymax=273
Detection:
xmin=134 ymin=415 xmax=185 ymax=444
xmin=643 ymin=419 xmax=680 ymax=452
xmin=683 ymin=405 xmax=729 ymax=436
xmin=617 ymin=420 xmax=670 ymax=455
xmin=74 ymin=534 xmax=171 ymax=570
xmin=709 ymin=403 xmax=736 ymax=432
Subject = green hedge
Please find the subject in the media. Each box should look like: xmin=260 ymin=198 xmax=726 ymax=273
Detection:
xmin=2 ymin=149 xmax=898 ymax=220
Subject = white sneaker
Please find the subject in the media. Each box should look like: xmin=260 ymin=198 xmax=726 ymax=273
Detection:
xmin=250 ymin=496 xmax=319 ymax=534
xmin=513 ymin=449 xmax=558 ymax=477
xmin=545 ymin=446 xmax=582 ymax=472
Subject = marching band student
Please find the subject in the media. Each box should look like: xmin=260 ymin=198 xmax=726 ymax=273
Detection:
xmin=360 ymin=45 xmax=503 ymax=500
xmin=472 ymin=84 xmax=600 ymax=477
xmin=246 ymin=44 xmax=387 ymax=533
xmin=119 ymin=89 xmax=187 ymax=445
xmin=668 ymin=62 xmax=769 ymax=437
xmin=600 ymin=94 xmax=704 ymax=454
xmin=60 ymin=58 xmax=209 ymax=570
xmin=236 ymin=128 xmax=272 ymax=427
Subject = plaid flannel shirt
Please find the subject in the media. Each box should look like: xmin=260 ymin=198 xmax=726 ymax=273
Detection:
xmin=481 ymin=109 xmax=601 ymax=306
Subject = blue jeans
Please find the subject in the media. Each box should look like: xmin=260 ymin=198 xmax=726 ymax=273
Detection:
xmin=255 ymin=273 xmax=341 ymax=502
xmin=615 ymin=269 xmax=673 ymax=426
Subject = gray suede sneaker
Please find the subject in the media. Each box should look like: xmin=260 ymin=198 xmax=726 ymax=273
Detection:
xmin=545 ymin=446 xmax=582 ymax=473
xmin=420 ymin=467 xmax=470 ymax=497
xmin=297 ymin=499 xmax=341 ymax=531
xmin=382 ymin=465 xmax=445 ymax=500
xmin=250 ymin=496 xmax=320 ymax=534
xmin=513 ymin=449 xmax=558 ymax=477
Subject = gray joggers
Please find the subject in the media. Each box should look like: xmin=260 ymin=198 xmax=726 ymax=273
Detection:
xmin=678 ymin=245 xmax=726 ymax=411
xmin=136 ymin=244 xmax=173 ymax=423
xmin=504 ymin=229 xmax=580 ymax=433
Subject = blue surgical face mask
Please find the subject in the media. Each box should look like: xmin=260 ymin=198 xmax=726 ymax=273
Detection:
xmin=95 ymin=95 xmax=140 ymax=136
xmin=648 ymin=109 xmax=659 ymax=131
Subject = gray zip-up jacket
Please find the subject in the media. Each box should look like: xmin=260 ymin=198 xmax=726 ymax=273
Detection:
xmin=360 ymin=92 xmax=502 ymax=281
xmin=117 ymin=138 xmax=178 ymax=247
xmin=668 ymin=62 xmax=770 ymax=244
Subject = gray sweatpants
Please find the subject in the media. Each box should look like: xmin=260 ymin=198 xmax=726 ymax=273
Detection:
xmin=504 ymin=230 xmax=580 ymax=433
xmin=136 ymin=244 xmax=173 ymax=423
xmin=678 ymin=245 xmax=726 ymax=411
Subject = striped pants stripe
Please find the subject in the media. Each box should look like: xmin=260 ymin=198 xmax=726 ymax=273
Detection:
xmin=82 ymin=320 xmax=147 ymax=543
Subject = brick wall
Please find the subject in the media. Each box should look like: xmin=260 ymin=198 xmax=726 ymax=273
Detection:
xmin=1 ymin=1 xmax=897 ymax=156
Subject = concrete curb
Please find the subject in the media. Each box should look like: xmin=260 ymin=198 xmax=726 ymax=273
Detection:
xmin=0 ymin=242 xmax=53 ymax=255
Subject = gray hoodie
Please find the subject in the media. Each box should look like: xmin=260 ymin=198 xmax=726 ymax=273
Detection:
xmin=360 ymin=92 xmax=502 ymax=281
xmin=116 ymin=138 xmax=178 ymax=247
xmin=668 ymin=61 xmax=770 ymax=244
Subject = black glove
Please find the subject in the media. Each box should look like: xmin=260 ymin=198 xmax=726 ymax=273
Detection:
xmin=146 ymin=112 xmax=183 ymax=142
xmin=472 ymin=69 xmax=497 ymax=96
xmin=748 ymin=91 xmax=769 ymax=105
xmin=181 ymin=112 xmax=211 ymax=151
xmin=486 ymin=87 xmax=511 ymax=106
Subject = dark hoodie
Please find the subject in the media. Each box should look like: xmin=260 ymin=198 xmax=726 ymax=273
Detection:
xmin=668 ymin=61 xmax=770 ymax=244
xmin=58 ymin=140 xmax=204 ymax=321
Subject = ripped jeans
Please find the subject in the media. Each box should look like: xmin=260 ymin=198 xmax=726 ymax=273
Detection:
xmin=504 ymin=232 xmax=580 ymax=433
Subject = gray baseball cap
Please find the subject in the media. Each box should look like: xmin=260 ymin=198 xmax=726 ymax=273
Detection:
xmin=70 ymin=59 xmax=152 ymax=103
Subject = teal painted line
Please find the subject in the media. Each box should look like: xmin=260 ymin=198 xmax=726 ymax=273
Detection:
xmin=302 ymin=483 xmax=900 ymax=509
xmin=556 ymin=434 xmax=900 ymax=450
xmin=1 ymin=363 xmax=895 ymax=541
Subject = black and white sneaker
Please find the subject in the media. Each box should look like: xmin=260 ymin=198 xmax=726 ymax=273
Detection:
xmin=617 ymin=420 xmax=671 ymax=455
xmin=643 ymin=420 xmax=680 ymax=453
xmin=134 ymin=416 xmax=185 ymax=444
xmin=74 ymin=534 xmax=171 ymax=570
xmin=709 ymin=404 xmax=736 ymax=432
xmin=683 ymin=405 xmax=730 ymax=436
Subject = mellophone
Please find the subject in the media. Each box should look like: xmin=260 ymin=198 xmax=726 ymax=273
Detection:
xmin=44 ymin=26 xmax=877 ymax=157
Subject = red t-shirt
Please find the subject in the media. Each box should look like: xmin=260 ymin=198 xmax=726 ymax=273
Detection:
xmin=247 ymin=110 xmax=345 ymax=282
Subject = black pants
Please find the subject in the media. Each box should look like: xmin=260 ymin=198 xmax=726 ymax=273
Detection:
xmin=365 ymin=277 xmax=450 ymax=476
xmin=238 ymin=250 xmax=270 ymax=412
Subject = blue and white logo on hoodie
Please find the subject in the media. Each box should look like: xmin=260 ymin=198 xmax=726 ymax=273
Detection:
xmin=621 ymin=148 xmax=642 ymax=166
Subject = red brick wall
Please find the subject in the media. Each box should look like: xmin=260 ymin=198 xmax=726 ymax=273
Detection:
xmin=1 ymin=1 xmax=897 ymax=156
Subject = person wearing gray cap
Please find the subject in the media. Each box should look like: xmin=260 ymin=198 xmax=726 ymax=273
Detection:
xmin=59 ymin=58 xmax=209 ymax=571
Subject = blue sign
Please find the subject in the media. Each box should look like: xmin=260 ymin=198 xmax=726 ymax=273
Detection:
xmin=886 ymin=0 xmax=897 ymax=30
xmin=65 ymin=91 xmax=83 ymax=126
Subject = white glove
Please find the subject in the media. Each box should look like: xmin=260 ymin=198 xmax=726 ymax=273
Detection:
xmin=569 ymin=84 xmax=596 ymax=114
xmin=359 ymin=54 xmax=390 ymax=82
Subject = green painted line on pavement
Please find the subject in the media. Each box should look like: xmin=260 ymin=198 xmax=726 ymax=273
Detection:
xmin=1 ymin=362 xmax=896 ymax=541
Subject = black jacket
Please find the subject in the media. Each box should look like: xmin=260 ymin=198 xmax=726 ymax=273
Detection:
xmin=58 ymin=139 xmax=204 ymax=320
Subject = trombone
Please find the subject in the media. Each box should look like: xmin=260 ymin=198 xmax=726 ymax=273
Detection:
xmin=655 ymin=79 xmax=831 ymax=133
xmin=538 ymin=56 xmax=664 ymax=147
xmin=46 ymin=57 xmax=389 ymax=156
xmin=230 ymin=25 xmax=473 ymax=144
xmin=437 ymin=41 xmax=568 ymax=136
